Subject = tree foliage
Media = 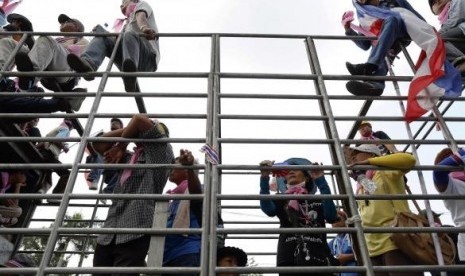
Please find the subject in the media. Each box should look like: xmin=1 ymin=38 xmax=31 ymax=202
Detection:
xmin=21 ymin=212 xmax=101 ymax=271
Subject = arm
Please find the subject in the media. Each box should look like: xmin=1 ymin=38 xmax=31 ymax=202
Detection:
xmin=135 ymin=6 xmax=156 ymax=40
xmin=93 ymin=114 xmax=154 ymax=161
xmin=433 ymin=148 xmax=465 ymax=192
xmin=313 ymin=176 xmax=337 ymax=223
xmin=260 ymin=176 xmax=277 ymax=217
xmin=367 ymin=152 xmax=416 ymax=171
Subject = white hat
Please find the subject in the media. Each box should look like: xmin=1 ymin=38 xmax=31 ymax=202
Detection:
xmin=349 ymin=144 xmax=381 ymax=156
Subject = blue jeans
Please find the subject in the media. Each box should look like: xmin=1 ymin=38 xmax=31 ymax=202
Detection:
xmin=366 ymin=16 xmax=409 ymax=90
xmin=0 ymin=96 xmax=63 ymax=113
xmin=86 ymin=153 xmax=103 ymax=182
xmin=162 ymin=253 xmax=200 ymax=276
xmin=81 ymin=27 xmax=157 ymax=72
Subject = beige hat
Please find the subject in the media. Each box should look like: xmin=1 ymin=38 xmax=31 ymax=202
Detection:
xmin=349 ymin=144 xmax=381 ymax=156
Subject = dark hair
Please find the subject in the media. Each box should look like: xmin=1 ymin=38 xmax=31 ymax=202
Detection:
xmin=110 ymin=118 xmax=123 ymax=126
xmin=217 ymin=246 xmax=248 ymax=267
xmin=434 ymin=147 xmax=453 ymax=165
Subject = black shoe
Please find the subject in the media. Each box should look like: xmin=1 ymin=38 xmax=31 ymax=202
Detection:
xmin=122 ymin=59 xmax=137 ymax=92
xmin=346 ymin=80 xmax=384 ymax=96
xmin=346 ymin=62 xmax=378 ymax=76
xmin=0 ymin=78 xmax=16 ymax=92
xmin=15 ymin=52 xmax=35 ymax=90
xmin=67 ymin=54 xmax=95 ymax=81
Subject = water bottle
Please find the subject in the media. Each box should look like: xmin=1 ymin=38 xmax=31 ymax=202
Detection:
xmin=357 ymin=174 xmax=377 ymax=194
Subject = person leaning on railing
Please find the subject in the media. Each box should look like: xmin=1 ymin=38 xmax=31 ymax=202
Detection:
xmin=259 ymin=158 xmax=338 ymax=276
xmin=91 ymin=114 xmax=174 ymax=275
xmin=346 ymin=144 xmax=421 ymax=276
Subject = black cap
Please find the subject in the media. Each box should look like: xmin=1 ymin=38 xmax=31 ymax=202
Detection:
xmin=217 ymin=246 xmax=248 ymax=267
xmin=7 ymin=13 xmax=33 ymax=31
xmin=58 ymin=14 xmax=84 ymax=32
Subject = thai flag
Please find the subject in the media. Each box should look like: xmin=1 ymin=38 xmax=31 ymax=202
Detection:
xmin=353 ymin=1 xmax=462 ymax=122
xmin=199 ymin=144 xmax=220 ymax=165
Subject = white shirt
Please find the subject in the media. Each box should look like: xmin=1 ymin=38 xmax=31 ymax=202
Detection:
xmin=442 ymin=177 xmax=465 ymax=260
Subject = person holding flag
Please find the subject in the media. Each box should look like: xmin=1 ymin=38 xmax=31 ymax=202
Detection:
xmin=344 ymin=0 xmax=462 ymax=123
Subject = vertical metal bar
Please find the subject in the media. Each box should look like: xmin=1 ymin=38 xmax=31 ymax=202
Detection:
xmin=386 ymin=56 xmax=447 ymax=275
xmin=201 ymin=34 xmax=219 ymax=276
xmin=305 ymin=37 xmax=374 ymax=276
xmin=36 ymin=32 xmax=125 ymax=276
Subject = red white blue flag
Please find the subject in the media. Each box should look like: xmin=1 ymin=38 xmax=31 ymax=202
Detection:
xmin=200 ymin=144 xmax=219 ymax=165
xmin=353 ymin=1 xmax=462 ymax=123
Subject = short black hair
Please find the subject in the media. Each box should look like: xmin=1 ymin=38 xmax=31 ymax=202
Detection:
xmin=217 ymin=246 xmax=248 ymax=267
xmin=110 ymin=118 xmax=123 ymax=126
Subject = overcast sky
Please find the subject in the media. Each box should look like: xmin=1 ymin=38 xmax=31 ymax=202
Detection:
xmin=14 ymin=0 xmax=464 ymax=271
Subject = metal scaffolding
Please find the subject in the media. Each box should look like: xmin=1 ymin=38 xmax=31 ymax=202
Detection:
xmin=0 ymin=30 xmax=464 ymax=276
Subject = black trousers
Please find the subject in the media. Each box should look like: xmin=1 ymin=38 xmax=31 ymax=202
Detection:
xmin=93 ymin=235 xmax=150 ymax=276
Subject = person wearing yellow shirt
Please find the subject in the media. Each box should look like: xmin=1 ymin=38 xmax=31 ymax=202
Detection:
xmin=346 ymin=144 xmax=421 ymax=276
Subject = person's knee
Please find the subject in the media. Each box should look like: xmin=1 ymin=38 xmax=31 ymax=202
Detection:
xmin=35 ymin=36 xmax=54 ymax=47
xmin=381 ymin=16 xmax=402 ymax=30
xmin=0 ymin=37 xmax=18 ymax=48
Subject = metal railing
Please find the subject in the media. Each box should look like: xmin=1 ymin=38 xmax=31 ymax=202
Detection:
xmin=0 ymin=30 xmax=464 ymax=275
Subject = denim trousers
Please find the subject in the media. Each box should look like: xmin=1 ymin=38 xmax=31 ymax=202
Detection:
xmin=81 ymin=30 xmax=157 ymax=72
xmin=0 ymin=96 xmax=62 ymax=113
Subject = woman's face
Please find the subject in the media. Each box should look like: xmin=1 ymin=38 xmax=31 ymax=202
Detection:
xmin=285 ymin=170 xmax=307 ymax=186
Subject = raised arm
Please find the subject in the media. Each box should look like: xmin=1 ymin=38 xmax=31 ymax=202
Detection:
xmin=259 ymin=160 xmax=277 ymax=217
xmin=310 ymin=163 xmax=337 ymax=223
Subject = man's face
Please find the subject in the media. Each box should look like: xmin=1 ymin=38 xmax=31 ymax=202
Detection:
xmin=217 ymin=256 xmax=239 ymax=276
xmin=359 ymin=124 xmax=372 ymax=137
xmin=110 ymin=121 xmax=123 ymax=131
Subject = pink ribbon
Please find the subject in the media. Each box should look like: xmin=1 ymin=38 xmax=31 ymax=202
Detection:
xmin=438 ymin=2 xmax=451 ymax=25
xmin=119 ymin=147 xmax=143 ymax=186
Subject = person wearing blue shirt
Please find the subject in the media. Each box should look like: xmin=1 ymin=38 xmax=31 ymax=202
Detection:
xmin=328 ymin=210 xmax=359 ymax=276
xmin=163 ymin=149 xmax=202 ymax=276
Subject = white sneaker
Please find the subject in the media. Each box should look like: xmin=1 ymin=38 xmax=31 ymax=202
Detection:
xmin=0 ymin=205 xmax=22 ymax=218
xmin=0 ymin=214 xmax=17 ymax=226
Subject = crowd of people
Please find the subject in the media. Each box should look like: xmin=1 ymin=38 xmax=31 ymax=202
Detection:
xmin=0 ymin=0 xmax=464 ymax=275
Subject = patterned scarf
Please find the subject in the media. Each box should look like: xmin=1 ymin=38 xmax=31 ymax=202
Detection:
xmin=285 ymin=182 xmax=307 ymax=211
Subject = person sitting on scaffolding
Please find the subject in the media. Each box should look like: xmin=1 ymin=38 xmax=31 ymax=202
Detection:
xmin=357 ymin=121 xmax=398 ymax=155
xmin=428 ymin=0 xmax=465 ymax=73
xmin=67 ymin=0 xmax=160 ymax=92
xmin=433 ymin=147 xmax=465 ymax=266
xmin=258 ymin=157 xmax=339 ymax=276
xmin=35 ymin=119 xmax=74 ymax=203
xmin=0 ymin=170 xmax=25 ymax=226
xmin=344 ymin=144 xmax=422 ymax=276
xmin=342 ymin=0 xmax=424 ymax=96
xmin=14 ymin=13 xmax=88 ymax=111
xmin=0 ymin=10 xmax=35 ymax=92
xmin=91 ymin=114 xmax=174 ymax=273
